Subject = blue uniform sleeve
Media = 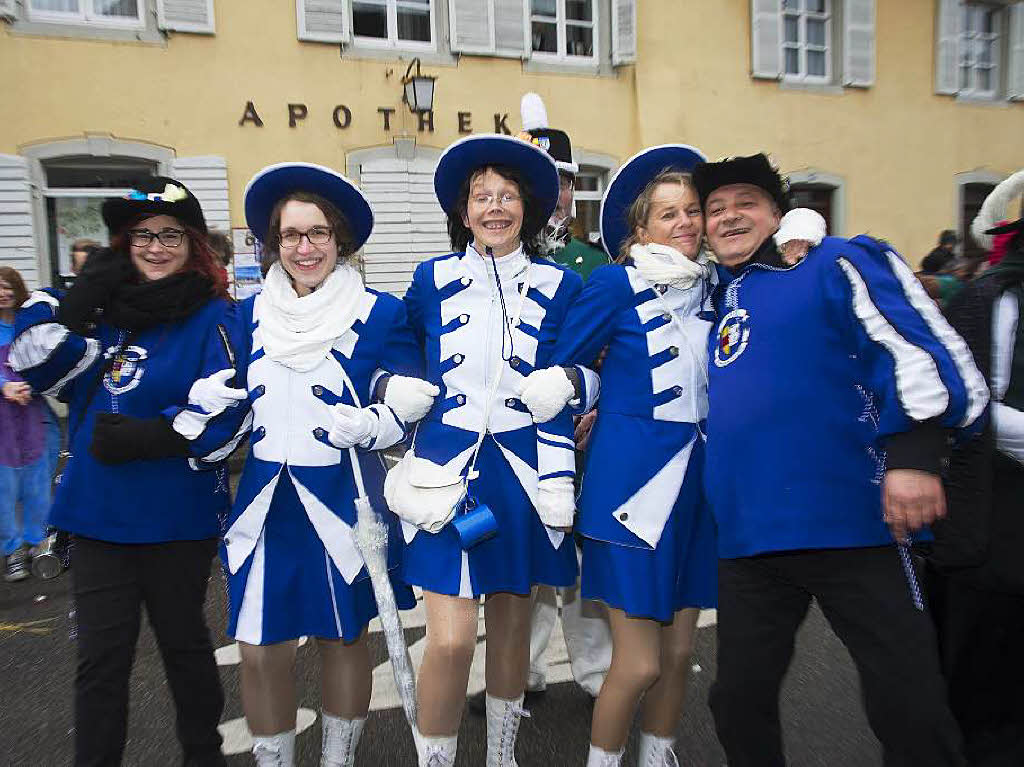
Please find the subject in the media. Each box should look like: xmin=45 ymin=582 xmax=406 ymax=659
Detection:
xmin=829 ymin=236 xmax=989 ymax=439
xmin=9 ymin=290 xmax=103 ymax=399
xmin=163 ymin=300 xmax=253 ymax=467
xmin=402 ymin=260 xmax=430 ymax=348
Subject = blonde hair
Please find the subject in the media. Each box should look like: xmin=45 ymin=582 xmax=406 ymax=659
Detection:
xmin=617 ymin=170 xmax=700 ymax=263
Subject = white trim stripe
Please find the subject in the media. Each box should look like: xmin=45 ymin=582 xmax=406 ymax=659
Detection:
xmin=234 ymin=530 xmax=266 ymax=645
xmin=199 ymin=411 xmax=254 ymax=464
xmin=9 ymin=322 xmax=69 ymax=371
xmin=884 ymin=251 xmax=989 ymax=427
xmin=838 ymin=258 xmax=949 ymax=421
xmin=47 ymin=338 xmax=101 ymax=396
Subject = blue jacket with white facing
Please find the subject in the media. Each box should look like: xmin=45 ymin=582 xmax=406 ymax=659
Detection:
xmin=706 ymin=235 xmax=989 ymax=559
xmin=399 ymin=244 xmax=584 ymax=598
xmin=10 ymin=291 xmax=238 ymax=543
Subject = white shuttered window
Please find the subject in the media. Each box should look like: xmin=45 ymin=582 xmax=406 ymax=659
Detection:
xmin=449 ymin=0 xmax=526 ymax=57
xmin=0 ymin=156 xmax=41 ymax=290
xmin=359 ymin=156 xmax=447 ymax=295
xmin=169 ymin=156 xmax=230 ymax=234
xmin=156 ymin=0 xmax=215 ymax=33
xmin=1010 ymin=3 xmax=1024 ymax=100
xmin=611 ymin=0 xmax=636 ymax=65
xmin=297 ymin=0 xmax=351 ymax=43
xmin=843 ymin=0 xmax=874 ymax=86
xmin=751 ymin=0 xmax=783 ymax=79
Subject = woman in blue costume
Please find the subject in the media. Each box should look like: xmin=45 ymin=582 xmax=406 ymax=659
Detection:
xmin=395 ymin=135 xmax=585 ymax=766
xmin=9 ymin=178 xmax=234 ymax=767
xmin=517 ymin=146 xmax=719 ymax=767
xmin=178 ymin=163 xmax=436 ymax=767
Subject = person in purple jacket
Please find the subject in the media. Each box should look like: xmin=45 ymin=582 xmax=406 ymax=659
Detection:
xmin=0 ymin=266 xmax=51 ymax=582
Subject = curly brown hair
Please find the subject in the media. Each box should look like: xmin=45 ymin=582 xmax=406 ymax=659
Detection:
xmin=0 ymin=266 xmax=30 ymax=310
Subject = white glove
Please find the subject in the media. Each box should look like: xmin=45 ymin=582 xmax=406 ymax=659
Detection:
xmin=188 ymin=369 xmax=247 ymax=413
xmin=536 ymin=475 xmax=575 ymax=529
xmin=518 ymin=366 xmax=576 ymax=423
xmin=384 ymin=375 xmax=440 ymax=423
xmin=328 ymin=403 xmax=379 ymax=449
xmin=773 ymin=208 xmax=826 ymax=248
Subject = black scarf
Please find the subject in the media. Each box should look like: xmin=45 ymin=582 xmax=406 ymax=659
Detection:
xmin=106 ymin=271 xmax=216 ymax=332
xmin=726 ymin=236 xmax=787 ymax=275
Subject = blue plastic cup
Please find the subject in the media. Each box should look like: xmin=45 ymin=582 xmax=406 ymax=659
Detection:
xmin=451 ymin=502 xmax=498 ymax=549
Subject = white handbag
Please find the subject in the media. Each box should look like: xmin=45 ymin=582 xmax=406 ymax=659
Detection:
xmin=384 ymin=259 xmax=533 ymax=533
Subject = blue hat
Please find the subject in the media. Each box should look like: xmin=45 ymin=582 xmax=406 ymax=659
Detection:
xmin=244 ymin=162 xmax=374 ymax=250
xmin=600 ymin=144 xmax=707 ymax=260
xmin=433 ymin=134 xmax=560 ymax=221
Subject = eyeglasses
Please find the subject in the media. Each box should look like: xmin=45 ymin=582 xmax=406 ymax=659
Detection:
xmin=279 ymin=227 xmax=333 ymax=248
xmin=469 ymin=193 xmax=523 ymax=208
xmin=128 ymin=229 xmax=185 ymax=248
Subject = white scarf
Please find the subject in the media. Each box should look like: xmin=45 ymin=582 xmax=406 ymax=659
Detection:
xmin=629 ymin=242 xmax=710 ymax=290
xmin=255 ymin=261 xmax=366 ymax=372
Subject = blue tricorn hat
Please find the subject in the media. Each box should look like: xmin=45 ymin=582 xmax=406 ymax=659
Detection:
xmin=433 ymin=134 xmax=560 ymax=222
xmin=600 ymin=144 xmax=707 ymax=260
xmin=244 ymin=162 xmax=374 ymax=250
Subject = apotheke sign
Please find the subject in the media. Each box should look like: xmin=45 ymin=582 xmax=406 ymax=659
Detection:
xmin=238 ymin=101 xmax=515 ymax=135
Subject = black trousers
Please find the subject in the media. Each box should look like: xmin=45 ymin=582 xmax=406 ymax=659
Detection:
xmin=709 ymin=546 xmax=966 ymax=767
xmin=72 ymin=536 xmax=226 ymax=767
xmin=927 ymin=568 xmax=1024 ymax=767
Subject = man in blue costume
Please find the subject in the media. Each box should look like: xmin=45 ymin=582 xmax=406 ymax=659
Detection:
xmin=695 ymin=153 xmax=987 ymax=767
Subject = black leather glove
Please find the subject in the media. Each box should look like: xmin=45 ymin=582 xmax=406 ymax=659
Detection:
xmin=89 ymin=413 xmax=191 ymax=465
xmin=57 ymin=248 xmax=133 ymax=334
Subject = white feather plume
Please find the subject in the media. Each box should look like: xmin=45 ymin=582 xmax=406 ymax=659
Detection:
xmin=971 ymin=169 xmax=1024 ymax=251
xmin=521 ymin=93 xmax=549 ymax=131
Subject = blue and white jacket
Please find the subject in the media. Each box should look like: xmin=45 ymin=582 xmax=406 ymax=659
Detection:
xmin=403 ymin=244 xmax=584 ymax=542
xmin=10 ymin=291 xmax=238 ymax=543
xmin=180 ymin=289 xmax=421 ymax=585
xmin=706 ymin=235 xmax=989 ymax=559
xmin=551 ymin=262 xmax=715 ymax=549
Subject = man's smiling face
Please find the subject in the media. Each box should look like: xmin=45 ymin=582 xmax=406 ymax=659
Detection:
xmin=704 ymin=183 xmax=781 ymax=268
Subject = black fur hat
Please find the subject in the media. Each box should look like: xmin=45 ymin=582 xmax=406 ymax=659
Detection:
xmin=102 ymin=176 xmax=207 ymax=235
xmin=693 ymin=153 xmax=790 ymax=213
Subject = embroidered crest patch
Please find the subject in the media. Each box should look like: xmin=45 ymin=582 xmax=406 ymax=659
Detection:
xmin=103 ymin=345 xmax=149 ymax=395
xmin=714 ymin=309 xmax=750 ymax=367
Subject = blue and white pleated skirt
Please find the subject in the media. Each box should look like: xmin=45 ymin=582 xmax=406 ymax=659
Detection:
xmin=401 ymin=435 xmax=578 ymax=597
xmin=225 ymin=470 xmax=415 ymax=645
xmin=581 ymin=439 xmax=717 ymax=622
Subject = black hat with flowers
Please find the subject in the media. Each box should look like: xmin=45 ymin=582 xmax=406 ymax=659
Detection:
xmin=102 ymin=176 xmax=208 ymax=235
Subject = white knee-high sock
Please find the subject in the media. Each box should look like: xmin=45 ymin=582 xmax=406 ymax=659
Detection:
xmin=638 ymin=731 xmax=678 ymax=766
xmin=586 ymin=743 xmax=624 ymax=766
xmin=486 ymin=693 xmax=527 ymax=767
xmin=252 ymin=730 xmax=296 ymax=767
xmin=320 ymin=712 xmax=365 ymax=767
xmin=413 ymin=726 xmax=458 ymax=767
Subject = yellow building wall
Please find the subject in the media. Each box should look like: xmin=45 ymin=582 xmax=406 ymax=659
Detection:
xmin=2 ymin=0 xmax=1021 ymax=264
xmin=634 ymin=0 xmax=1023 ymax=260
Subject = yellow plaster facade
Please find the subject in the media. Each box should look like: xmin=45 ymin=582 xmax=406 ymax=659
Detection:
xmin=1 ymin=0 xmax=1021 ymax=286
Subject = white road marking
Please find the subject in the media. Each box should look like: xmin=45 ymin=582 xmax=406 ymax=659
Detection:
xmin=218 ymin=707 xmax=317 ymax=755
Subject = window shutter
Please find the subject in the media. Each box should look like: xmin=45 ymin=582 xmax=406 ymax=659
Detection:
xmin=611 ymin=0 xmax=637 ymax=66
xmin=935 ymin=0 xmax=960 ymax=95
xmin=0 ymin=0 xmax=17 ymax=21
xmin=296 ymin=0 xmax=350 ymax=44
xmin=449 ymin=0 xmax=494 ymax=54
xmin=751 ymin=0 xmax=782 ymax=80
xmin=843 ymin=0 xmax=875 ymax=87
xmin=1009 ymin=3 xmax=1024 ymax=101
xmin=494 ymin=0 xmax=527 ymax=58
xmin=359 ymin=156 xmax=448 ymax=296
xmin=170 ymin=156 xmax=230 ymax=234
xmin=156 ymin=0 xmax=216 ymax=34
xmin=0 ymin=155 xmax=41 ymax=290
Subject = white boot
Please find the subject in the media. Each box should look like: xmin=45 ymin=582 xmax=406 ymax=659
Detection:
xmin=585 ymin=743 xmax=624 ymax=766
xmin=413 ymin=726 xmax=458 ymax=767
xmin=252 ymin=730 xmax=296 ymax=767
xmin=485 ymin=693 xmax=528 ymax=767
xmin=320 ymin=712 xmax=365 ymax=767
xmin=638 ymin=732 xmax=679 ymax=766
